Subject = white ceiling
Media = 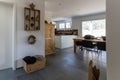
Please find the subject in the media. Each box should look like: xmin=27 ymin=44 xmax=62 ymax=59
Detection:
xmin=45 ymin=0 xmax=106 ymax=20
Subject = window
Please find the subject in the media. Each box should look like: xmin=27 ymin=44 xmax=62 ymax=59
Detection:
xmin=59 ymin=22 xmax=71 ymax=29
xmin=66 ymin=22 xmax=71 ymax=29
xmin=82 ymin=19 xmax=106 ymax=37
xmin=59 ymin=23 xmax=65 ymax=29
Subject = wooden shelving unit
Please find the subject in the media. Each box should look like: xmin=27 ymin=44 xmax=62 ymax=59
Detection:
xmin=45 ymin=24 xmax=55 ymax=55
xmin=24 ymin=3 xmax=40 ymax=31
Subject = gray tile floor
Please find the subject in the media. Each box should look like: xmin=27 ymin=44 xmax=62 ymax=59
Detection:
xmin=0 ymin=48 xmax=106 ymax=80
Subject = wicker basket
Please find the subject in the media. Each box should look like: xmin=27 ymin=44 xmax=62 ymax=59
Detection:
xmin=23 ymin=58 xmax=46 ymax=73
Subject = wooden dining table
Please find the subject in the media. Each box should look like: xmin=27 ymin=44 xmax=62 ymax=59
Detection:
xmin=73 ymin=38 xmax=106 ymax=53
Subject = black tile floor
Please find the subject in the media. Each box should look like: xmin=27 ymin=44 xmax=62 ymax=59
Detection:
xmin=0 ymin=48 xmax=106 ymax=80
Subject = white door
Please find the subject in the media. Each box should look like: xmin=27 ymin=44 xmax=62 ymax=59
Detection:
xmin=0 ymin=3 xmax=13 ymax=70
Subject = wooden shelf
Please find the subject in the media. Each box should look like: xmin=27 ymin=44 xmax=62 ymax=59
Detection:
xmin=24 ymin=4 xmax=40 ymax=31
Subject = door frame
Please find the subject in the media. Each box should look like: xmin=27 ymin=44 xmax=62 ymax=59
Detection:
xmin=0 ymin=1 xmax=17 ymax=70
xmin=12 ymin=3 xmax=17 ymax=70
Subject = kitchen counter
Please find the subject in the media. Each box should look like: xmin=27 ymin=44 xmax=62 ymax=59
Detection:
xmin=55 ymin=35 xmax=77 ymax=49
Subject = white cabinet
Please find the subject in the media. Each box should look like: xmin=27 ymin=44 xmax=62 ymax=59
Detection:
xmin=55 ymin=35 xmax=77 ymax=49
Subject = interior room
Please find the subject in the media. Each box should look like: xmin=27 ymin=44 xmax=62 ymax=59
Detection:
xmin=45 ymin=0 xmax=106 ymax=80
xmin=0 ymin=0 xmax=119 ymax=80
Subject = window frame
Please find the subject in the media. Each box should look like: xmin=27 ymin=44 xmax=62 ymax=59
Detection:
xmin=58 ymin=22 xmax=71 ymax=29
xmin=82 ymin=19 xmax=106 ymax=37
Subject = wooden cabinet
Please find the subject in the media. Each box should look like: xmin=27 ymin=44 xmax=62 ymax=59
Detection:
xmin=45 ymin=24 xmax=55 ymax=55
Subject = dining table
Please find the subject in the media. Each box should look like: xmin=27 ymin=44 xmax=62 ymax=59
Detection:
xmin=73 ymin=38 xmax=106 ymax=53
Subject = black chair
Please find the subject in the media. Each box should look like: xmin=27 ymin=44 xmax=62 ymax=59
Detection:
xmin=97 ymin=42 xmax=106 ymax=51
xmin=76 ymin=41 xmax=83 ymax=50
xmin=82 ymin=40 xmax=96 ymax=51
xmin=84 ymin=35 xmax=95 ymax=39
xmin=102 ymin=36 xmax=106 ymax=41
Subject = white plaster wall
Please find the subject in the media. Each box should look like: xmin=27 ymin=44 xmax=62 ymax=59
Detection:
xmin=54 ymin=18 xmax=72 ymax=30
xmin=0 ymin=0 xmax=45 ymax=68
xmin=72 ymin=13 xmax=106 ymax=37
xmin=45 ymin=11 xmax=53 ymax=23
xmin=107 ymin=0 xmax=120 ymax=80
xmin=72 ymin=18 xmax=82 ymax=37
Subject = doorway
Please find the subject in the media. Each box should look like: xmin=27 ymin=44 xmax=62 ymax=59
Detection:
xmin=0 ymin=2 xmax=13 ymax=70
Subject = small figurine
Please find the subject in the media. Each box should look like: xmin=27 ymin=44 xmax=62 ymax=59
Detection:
xmin=30 ymin=3 xmax=35 ymax=10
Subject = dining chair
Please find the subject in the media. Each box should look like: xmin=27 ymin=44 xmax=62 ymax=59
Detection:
xmin=84 ymin=35 xmax=95 ymax=39
xmin=82 ymin=40 xmax=96 ymax=51
xmin=76 ymin=41 xmax=83 ymax=50
xmin=97 ymin=42 xmax=106 ymax=51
